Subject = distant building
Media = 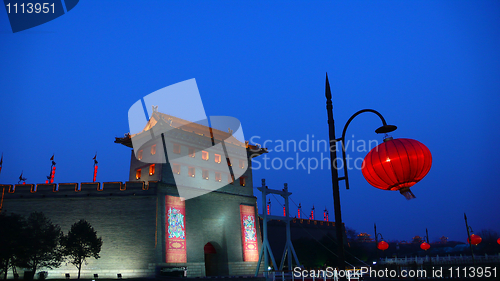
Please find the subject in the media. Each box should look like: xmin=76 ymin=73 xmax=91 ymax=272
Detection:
xmin=439 ymin=236 xmax=449 ymax=243
xmin=411 ymin=235 xmax=424 ymax=244
xmin=1 ymin=110 xmax=268 ymax=278
xmin=356 ymin=232 xmax=373 ymax=243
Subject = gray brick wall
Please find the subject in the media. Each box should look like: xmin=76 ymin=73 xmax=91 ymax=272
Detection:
xmin=1 ymin=186 xmax=158 ymax=279
xmin=1 ymin=181 xmax=264 ymax=278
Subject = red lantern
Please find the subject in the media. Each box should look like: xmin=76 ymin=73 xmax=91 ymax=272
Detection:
xmin=50 ymin=166 xmax=56 ymax=183
xmin=467 ymin=234 xmax=482 ymax=245
xmin=362 ymin=138 xmax=432 ymax=199
xmin=377 ymin=241 xmax=389 ymax=251
xmin=420 ymin=242 xmax=431 ymax=251
xmin=497 ymin=238 xmax=500 ymax=245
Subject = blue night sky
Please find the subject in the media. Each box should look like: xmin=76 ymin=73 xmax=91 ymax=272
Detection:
xmin=1 ymin=1 xmax=499 ymax=244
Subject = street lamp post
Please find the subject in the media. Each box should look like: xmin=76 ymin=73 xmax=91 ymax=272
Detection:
xmin=464 ymin=213 xmax=478 ymax=266
xmin=325 ymin=74 xmax=397 ymax=269
xmin=374 ymin=223 xmax=386 ymax=263
xmin=420 ymin=228 xmax=431 ymax=251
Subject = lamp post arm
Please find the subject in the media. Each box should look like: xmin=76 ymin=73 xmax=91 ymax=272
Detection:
xmin=338 ymin=109 xmax=389 ymax=189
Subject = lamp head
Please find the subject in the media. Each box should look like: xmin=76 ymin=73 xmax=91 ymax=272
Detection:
xmin=375 ymin=124 xmax=397 ymax=134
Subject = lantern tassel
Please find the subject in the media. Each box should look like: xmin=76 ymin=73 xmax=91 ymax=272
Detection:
xmin=399 ymin=187 xmax=416 ymax=200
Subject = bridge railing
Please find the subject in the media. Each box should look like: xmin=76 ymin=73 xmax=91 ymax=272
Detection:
xmin=379 ymin=253 xmax=500 ymax=265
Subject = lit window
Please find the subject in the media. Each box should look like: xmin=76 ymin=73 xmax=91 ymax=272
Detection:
xmin=188 ymin=167 xmax=195 ymax=177
xmin=239 ymin=159 xmax=245 ymax=169
xmin=227 ymin=158 xmax=232 ymax=166
xmin=173 ymin=143 xmax=181 ymax=154
xmin=214 ymin=154 xmax=221 ymax=163
xmin=149 ymin=164 xmax=155 ymax=176
xmin=137 ymin=150 xmax=143 ymax=160
xmin=240 ymin=177 xmax=246 ymax=187
xmin=202 ymin=170 xmax=209 ymax=180
xmin=136 ymin=169 xmax=141 ymax=180
xmin=151 ymin=144 xmax=157 ymax=155
xmin=228 ymin=174 xmax=235 ymax=184
xmin=202 ymin=151 xmax=209 ymax=161
xmin=173 ymin=164 xmax=180 ymax=175
xmin=189 ymin=147 xmax=195 ymax=158
xmin=215 ymin=172 xmax=221 ymax=182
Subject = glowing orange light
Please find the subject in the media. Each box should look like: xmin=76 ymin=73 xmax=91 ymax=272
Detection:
xmin=202 ymin=151 xmax=209 ymax=161
xmin=149 ymin=164 xmax=155 ymax=176
xmin=214 ymin=154 xmax=221 ymax=163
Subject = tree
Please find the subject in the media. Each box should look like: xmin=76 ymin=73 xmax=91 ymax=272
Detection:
xmin=476 ymin=229 xmax=500 ymax=255
xmin=477 ymin=229 xmax=499 ymax=244
xmin=20 ymin=212 xmax=64 ymax=276
xmin=345 ymin=227 xmax=359 ymax=243
xmin=0 ymin=212 xmax=25 ymax=280
xmin=61 ymin=220 xmax=102 ymax=279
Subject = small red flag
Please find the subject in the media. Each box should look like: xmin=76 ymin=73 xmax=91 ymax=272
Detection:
xmin=93 ymin=153 xmax=98 ymax=182
xmin=50 ymin=154 xmax=54 ymax=161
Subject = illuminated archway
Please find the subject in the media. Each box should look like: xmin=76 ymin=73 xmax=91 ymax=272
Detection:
xmin=204 ymin=242 xmax=217 ymax=276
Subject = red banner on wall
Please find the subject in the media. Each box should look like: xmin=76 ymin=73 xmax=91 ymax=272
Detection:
xmin=240 ymin=205 xmax=259 ymax=262
xmin=165 ymin=195 xmax=187 ymax=263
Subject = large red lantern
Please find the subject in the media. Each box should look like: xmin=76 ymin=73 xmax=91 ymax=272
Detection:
xmin=362 ymin=137 xmax=432 ymax=199
xmin=497 ymin=237 xmax=500 ymax=245
xmin=467 ymin=234 xmax=482 ymax=245
xmin=420 ymin=242 xmax=431 ymax=251
xmin=377 ymin=241 xmax=389 ymax=251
